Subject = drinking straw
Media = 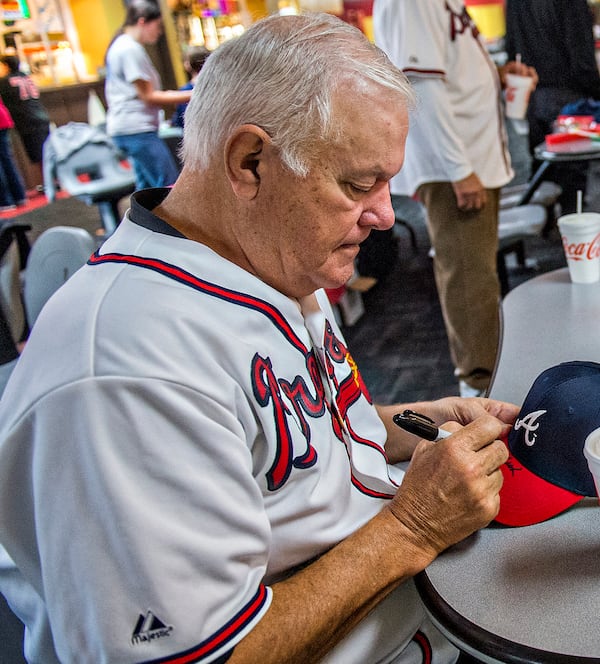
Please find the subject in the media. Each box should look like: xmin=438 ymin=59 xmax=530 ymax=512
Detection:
xmin=577 ymin=190 xmax=583 ymax=214
xmin=516 ymin=53 xmax=522 ymax=65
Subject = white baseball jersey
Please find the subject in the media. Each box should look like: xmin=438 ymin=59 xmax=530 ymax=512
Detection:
xmin=0 ymin=189 xmax=457 ymax=664
xmin=373 ymin=0 xmax=513 ymax=194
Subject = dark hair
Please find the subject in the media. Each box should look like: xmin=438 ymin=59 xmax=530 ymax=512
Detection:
xmin=0 ymin=55 xmax=20 ymax=74
xmin=123 ymin=0 xmax=161 ymax=26
xmin=186 ymin=46 xmax=210 ymax=75
xmin=105 ymin=0 xmax=162 ymax=61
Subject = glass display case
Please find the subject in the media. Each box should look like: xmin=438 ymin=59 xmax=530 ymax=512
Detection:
xmin=169 ymin=0 xmax=248 ymax=52
xmin=0 ymin=0 xmax=89 ymax=87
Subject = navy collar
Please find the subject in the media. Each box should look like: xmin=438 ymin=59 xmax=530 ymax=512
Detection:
xmin=129 ymin=188 xmax=186 ymax=238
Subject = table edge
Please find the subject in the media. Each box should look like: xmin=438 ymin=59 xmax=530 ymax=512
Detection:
xmin=414 ymin=570 xmax=600 ymax=664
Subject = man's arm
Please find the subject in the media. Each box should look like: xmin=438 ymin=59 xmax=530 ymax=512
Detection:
xmin=133 ymin=79 xmax=193 ymax=107
xmin=229 ymin=415 xmax=509 ymax=663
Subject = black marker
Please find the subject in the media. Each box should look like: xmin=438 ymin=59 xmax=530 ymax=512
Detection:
xmin=392 ymin=409 xmax=452 ymax=442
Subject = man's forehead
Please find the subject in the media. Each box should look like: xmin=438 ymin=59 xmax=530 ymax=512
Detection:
xmin=323 ymin=91 xmax=408 ymax=173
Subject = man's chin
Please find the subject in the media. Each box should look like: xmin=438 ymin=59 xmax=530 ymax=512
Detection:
xmin=322 ymin=268 xmax=357 ymax=292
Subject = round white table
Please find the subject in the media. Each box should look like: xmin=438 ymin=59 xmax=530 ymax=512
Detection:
xmin=416 ymin=500 xmax=600 ymax=663
xmin=417 ymin=267 xmax=600 ymax=662
xmin=489 ymin=267 xmax=600 ymax=406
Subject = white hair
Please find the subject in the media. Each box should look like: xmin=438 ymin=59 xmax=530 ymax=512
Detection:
xmin=181 ymin=12 xmax=414 ymax=176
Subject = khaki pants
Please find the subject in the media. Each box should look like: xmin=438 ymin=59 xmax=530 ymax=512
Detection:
xmin=418 ymin=182 xmax=501 ymax=392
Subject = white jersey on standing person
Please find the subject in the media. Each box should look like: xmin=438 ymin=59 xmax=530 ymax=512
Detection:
xmin=0 ymin=11 xmax=517 ymax=664
xmin=374 ymin=0 xmax=512 ymax=192
xmin=373 ymin=0 xmax=514 ymax=397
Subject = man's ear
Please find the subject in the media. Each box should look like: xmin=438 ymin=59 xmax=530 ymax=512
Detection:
xmin=225 ymin=125 xmax=272 ymax=200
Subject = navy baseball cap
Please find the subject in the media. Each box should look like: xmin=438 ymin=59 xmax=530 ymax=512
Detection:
xmin=495 ymin=361 xmax=600 ymax=527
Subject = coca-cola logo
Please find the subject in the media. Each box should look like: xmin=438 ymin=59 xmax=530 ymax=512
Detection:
xmin=562 ymin=232 xmax=600 ymax=261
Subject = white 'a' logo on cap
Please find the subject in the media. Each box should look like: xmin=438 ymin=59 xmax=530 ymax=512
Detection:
xmin=514 ymin=410 xmax=547 ymax=446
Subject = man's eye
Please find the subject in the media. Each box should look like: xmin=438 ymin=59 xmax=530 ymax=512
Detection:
xmin=348 ymin=183 xmax=372 ymax=194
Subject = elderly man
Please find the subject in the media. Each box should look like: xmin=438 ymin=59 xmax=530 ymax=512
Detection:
xmin=0 ymin=13 xmax=517 ymax=664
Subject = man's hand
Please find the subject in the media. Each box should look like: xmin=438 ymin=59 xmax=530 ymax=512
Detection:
xmin=499 ymin=60 xmax=539 ymax=90
xmin=388 ymin=415 xmax=508 ymax=557
xmin=452 ymin=172 xmax=486 ymax=211
xmin=420 ymin=395 xmax=520 ymax=432
xmin=379 ymin=395 xmax=519 ymax=464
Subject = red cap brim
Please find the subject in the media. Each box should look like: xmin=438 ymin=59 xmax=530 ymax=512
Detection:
xmin=496 ymin=445 xmax=585 ymax=527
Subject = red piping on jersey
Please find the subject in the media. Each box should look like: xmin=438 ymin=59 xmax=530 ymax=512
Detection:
xmin=351 ymin=474 xmax=395 ymax=499
xmin=402 ymin=67 xmax=445 ymax=78
xmin=88 ymin=251 xmax=309 ymax=355
xmin=138 ymin=585 xmax=269 ymax=664
xmin=412 ymin=629 xmax=433 ymax=664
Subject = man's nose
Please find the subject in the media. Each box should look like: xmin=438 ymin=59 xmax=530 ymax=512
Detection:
xmin=361 ymin=185 xmax=396 ymax=230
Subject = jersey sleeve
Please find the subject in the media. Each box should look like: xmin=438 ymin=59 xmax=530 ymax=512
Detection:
xmin=374 ymin=0 xmax=449 ymax=78
xmin=2 ymin=377 xmax=272 ymax=663
xmin=121 ymin=42 xmax=156 ymax=84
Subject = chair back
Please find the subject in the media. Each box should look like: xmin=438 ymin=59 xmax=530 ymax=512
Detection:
xmin=55 ymin=141 xmax=135 ymax=200
xmin=23 ymin=226 xmax=96 ymax=328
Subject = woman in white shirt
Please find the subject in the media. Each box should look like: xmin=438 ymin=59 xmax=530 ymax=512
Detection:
xmin=105 ymin=0 xmax=192 ymax=189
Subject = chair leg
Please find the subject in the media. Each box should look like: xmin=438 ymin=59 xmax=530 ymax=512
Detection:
xmin=13 ymin=227 xmax=31 ymax=268
xmin=514 ymin=239 xmax=526 ymax=267
xmin=97 ymin=200 xmax=121 ymax=235
xmin=497 ymin=251 xmax=510 ymax=297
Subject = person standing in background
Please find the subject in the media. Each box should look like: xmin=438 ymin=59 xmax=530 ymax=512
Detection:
xmin=373 ymin=0 xmax=536 ymax=398
xmin=104 ymin=0 xmax=192 ymax=190
xmin=0 ymin=96 xmax=26 ymax=212
xmin=171 ymin=45 xmax=210 ymax=128
xmin=0 ymin=54 xmax=50 ymax=189
xmin=505 ymin=0 xmax=600 ymax=214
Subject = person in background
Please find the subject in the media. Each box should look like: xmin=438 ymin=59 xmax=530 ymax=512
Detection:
xmin=0 ymin=96 xmax=26 ymax=212
xmin=0 ymin=53 xmax=50 ymax=189
xmin=171 ymin=45 xmax=210 ymax=128
xmin=505 ymin=0 xmax=600 ymax=214
xmin=373 ymin=0 xmax=537 ymax=398
xmin=0 ymin=13 xmax=518 ymax=663
xmin=104 ymin=0 xmax=192 ymax=189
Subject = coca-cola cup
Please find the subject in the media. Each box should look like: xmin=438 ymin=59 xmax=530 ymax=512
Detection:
xmin=504 ymin=73 xmax=533 ymax=120
xmin=584 ymin=428 xmax=600 ymax=502
xmin=557 ymin=212 xmax=600 ymax=284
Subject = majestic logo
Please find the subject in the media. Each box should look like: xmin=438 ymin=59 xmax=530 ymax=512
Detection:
xmin=562 ymin=232 xmax=600 ymax=262
xmin=131 ymin=610 xmax=173 ymax=645
xmin=513 ymin=409 xmax=547 ymax=446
